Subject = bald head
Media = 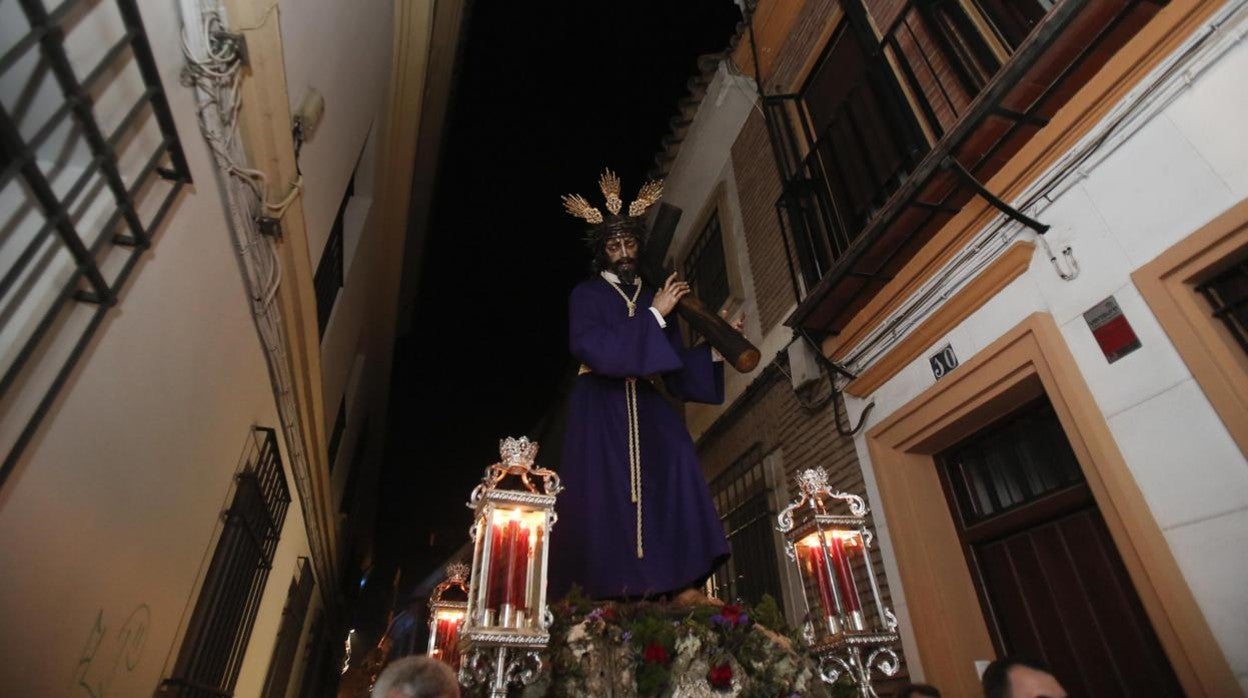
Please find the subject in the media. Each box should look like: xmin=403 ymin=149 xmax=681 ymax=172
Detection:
xmin=982 ymin=657 xmax=1066 ymax=698
xmin=371 ymin=656 xmax=459 ymax=698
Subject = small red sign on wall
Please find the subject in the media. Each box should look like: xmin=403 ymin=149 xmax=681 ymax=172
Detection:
xmin=1083 ymin=296 xmax=1141 ymax=363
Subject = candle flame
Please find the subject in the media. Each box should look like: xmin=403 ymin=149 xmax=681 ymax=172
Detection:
xmin=800 ymin=530 xmax=862 ymax=548
xmin=490 ymin=508 xmax=545 ymax=528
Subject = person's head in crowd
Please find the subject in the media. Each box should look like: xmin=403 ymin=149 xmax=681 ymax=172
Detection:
xmin=982 ymin=656 xmax=1066 ymax=698
xmin=371 ymin=655 xmax=460 ymax=698
xmin=896 ymin=682 xmax=941 ymax=698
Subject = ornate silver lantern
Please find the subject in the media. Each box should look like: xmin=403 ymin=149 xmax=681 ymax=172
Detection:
xmin=426 ymin=562 xmax=470 ymax=670
xmin=777 ymin=468 xmax=900 ymax=697
xmin=458 ymin=436 xmax=562 ymax=696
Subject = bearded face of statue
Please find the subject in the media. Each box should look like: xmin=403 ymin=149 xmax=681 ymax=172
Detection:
xmin=599 ymin=233 xmax=641 ymax=284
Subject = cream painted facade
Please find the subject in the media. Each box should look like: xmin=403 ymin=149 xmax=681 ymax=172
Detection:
xmin=845 ymin=10 xmax=1248 ymax=690
xmin=0 ymin=0 xmax=449 ymax=695
xmin=659 ymin=1 xmax=1248 ymax=695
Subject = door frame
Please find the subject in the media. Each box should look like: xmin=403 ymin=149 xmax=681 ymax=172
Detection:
xmin=865 ymin=312 xmax=1234 ymax=696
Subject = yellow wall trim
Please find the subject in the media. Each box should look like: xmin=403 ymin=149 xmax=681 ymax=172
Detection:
xmin=865 ymin=312 xmax=1237 ymax=696
xmin=844 ymin=241 xmax=1034 ymax=397
xmin=1134 ymin=196 xmax=1248 ymax=456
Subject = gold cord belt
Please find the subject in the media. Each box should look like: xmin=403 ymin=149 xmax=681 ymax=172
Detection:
xmin=626 ymin=376 xmax=643 ymax=558
xmin=608 ymin=279 xmax=645 ymax=558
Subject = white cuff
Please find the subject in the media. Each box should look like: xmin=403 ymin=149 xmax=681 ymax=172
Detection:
xmin=648 ymin=306 xmax=667 ymax=328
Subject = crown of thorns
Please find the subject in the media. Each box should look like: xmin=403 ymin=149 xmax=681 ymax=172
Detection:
xmin=561 ymin=169 xmax=663 ymax=225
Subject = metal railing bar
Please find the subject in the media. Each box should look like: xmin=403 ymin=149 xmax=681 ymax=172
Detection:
xmin=905 ymin=16 xmax=961 ymax=120
xmin=0 ymin=28 xmax=47 ymax=76
xmin=114 ymin=0 xmax=191 ymax=182
xmin=0 ymin=152 xmax=103 ymax=300
xmin=0 ymin=178 xmax=181 ymax=478
xmin=967 ymin=1 xmax=1140 ymax=178
xmin=0 ymin=104 xmax=113 ymax=302
xmin=887 ymin=34 xmax=945 ymax=139
xmin=20 ymin=0 xmax=149 ymax=249
xmin=0 ymin=297 xmax=111 ymax=487
xmin=81 ymin=31 xmax=136 ymax=90
xmin=785 ymin=0 xmax=1089 ymax=329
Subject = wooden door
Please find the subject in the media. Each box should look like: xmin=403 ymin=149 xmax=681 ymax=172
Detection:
xmin=937 ymin=400 xmax=1183 ymax=697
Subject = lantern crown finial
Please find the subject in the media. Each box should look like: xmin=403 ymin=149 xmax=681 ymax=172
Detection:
xmin=446 ymin=562 xmax=470 ymax=584
xmin=796 ymin=468 xmax=831 ymax=497
xmin=499 ymin=436 xmax=540 ymax=468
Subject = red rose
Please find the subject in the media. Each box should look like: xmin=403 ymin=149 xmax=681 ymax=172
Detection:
xmin=720 ymin=604 xmax=745 ymax=625
xmin=642 ymin=641 xmax=670 ymax=665
xmin=707 ymin=662 xmax=734 ymax=689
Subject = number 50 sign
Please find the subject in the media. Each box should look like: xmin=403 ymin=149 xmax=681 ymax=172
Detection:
xmin=929 ymin=343 xmax=959 ymax=380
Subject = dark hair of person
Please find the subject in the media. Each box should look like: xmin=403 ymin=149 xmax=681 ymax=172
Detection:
xmin=896 ymin=682 xmax=941 ymax=698
xmin=982 ymin=656 xmax=1054 ymax=698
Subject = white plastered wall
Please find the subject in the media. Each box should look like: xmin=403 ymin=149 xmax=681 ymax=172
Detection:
xmin=661 ymin=62 xmax=800 ymax=442
xmin=0 ymin=0 xmax=398 ymax=694
xmin=840 ymin=11 xmax=1248 ymax=689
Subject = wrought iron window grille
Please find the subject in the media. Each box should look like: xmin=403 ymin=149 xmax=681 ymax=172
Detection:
xmin=683 ymin=210 xmax=731 ymax=315
xmin=313 ymin=175 xmax=351 ymax=338
xmin=708 ymin=445 xmax=785 ymax=608
xmin=260 ymin=557 xmax=316 ymax=698
xmin=161 ymin=427 xmax=291 ymax=698
xmin=1197 ymin=258 xmax=1248 ymax=358
xmin=1 ymin=0 xmax=191 ymax=486
xmin=757 ymin=0 xmax=1165 ymax=333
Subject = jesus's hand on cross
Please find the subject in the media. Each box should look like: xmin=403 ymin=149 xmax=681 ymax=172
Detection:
xmin=651 ymin=272 xmax=690 ymax=317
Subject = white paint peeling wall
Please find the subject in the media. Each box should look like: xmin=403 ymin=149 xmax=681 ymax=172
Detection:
xmin=0 ymin=0 xmax=398 ymax=694
xmin=842 ymin=6 xmax=1248 ymax=688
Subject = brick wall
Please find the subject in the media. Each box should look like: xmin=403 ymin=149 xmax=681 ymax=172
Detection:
xmin=731 ymin=111 xmax=791 ymax=335
xmin=697 ymin=367 xmax=911 ymax=686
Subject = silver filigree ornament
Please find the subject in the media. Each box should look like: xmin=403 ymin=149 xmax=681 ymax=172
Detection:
xmin=500 ymin=436 xmax=539 ymax=467
xmin=446 ymin=562 xmax=470 ymax=584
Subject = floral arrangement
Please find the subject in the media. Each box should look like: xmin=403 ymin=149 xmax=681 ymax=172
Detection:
xmin=495 ymin=588 xmax=857 ymax=698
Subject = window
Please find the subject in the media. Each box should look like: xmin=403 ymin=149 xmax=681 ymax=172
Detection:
xmin=682 ymin=210 xmax=731 ymax=325
xmin=313 ymin=175 xmax=350 ymax=338
xmin=327 ymin=396 xmax=346 ymax=473
xmin=340 ymin=416 xmax=368 ymax=515
xmin=0 ymin=0 xmax=191 ymax=481
xmin=1134 ymin=197 xmax=1248 ymax=457
xmin=260 ymin=558 xmax=315 ymax=698
xmin=1197 ymin=259 xmax=1248 ymax=358
xmin=296 ymin=610 xmax=327 ymax=698
xmin=707 ymin=447 xmax=784 ymax=608
xmin=162 ymin=428 xmax=291 ymax=697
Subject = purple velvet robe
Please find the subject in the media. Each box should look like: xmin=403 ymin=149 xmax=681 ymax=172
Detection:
xmin=549 ymin=276 xmax=731 ymax=600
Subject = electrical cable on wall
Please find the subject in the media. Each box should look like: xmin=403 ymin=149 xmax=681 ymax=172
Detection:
xmin=178 ymin=0 xmax=333 ymax=606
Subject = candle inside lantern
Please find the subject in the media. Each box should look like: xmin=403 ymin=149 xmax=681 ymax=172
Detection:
xmin=526 ymin=522 xmax=544 ymax=616
xmin=432 ymin=610 xmax=463 ymax=670
xmin=485 ymin=514 xmax=507 ymax=618
xmin=801 ymin=538 xmax=837 ymax=629
xmin=502 ymin=511 xmax=523 ymax=625
xmin=507 ymin=520 xmax=532 ymax=623
xmin=829 ymin=532 xmax=862 ymax=615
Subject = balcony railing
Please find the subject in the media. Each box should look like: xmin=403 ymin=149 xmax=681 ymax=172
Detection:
xmin=767 ymin=0 xmax=1167 ymax=334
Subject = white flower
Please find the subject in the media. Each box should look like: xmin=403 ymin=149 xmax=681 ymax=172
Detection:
xmin=675 ymin=632 xmax=702 ymax=658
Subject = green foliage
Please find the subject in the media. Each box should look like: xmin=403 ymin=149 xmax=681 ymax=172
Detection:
xmin=753 ymin=593 xmax=787 ymax=633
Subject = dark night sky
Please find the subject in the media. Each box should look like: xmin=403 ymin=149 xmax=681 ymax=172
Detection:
xmin=373 ymin=2 xmax=744 ymax=593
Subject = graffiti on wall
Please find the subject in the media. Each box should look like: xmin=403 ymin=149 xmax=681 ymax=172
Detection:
xmin=72 ymin=604 xmax=151 ymax=697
